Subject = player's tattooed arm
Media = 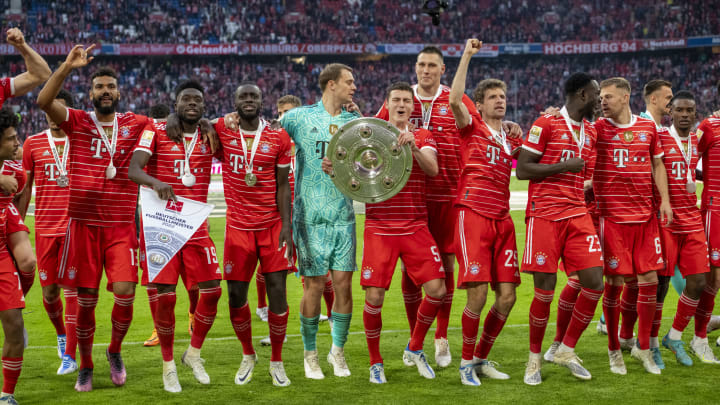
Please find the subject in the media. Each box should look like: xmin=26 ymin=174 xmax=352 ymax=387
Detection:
xmin=37 ymin=44 xmax=95 ymax=125
xmin=449 ymin=39 xmax=481 ymax=130
xmin=516 ymin=148 xmax=584 ymax=180
xmin=275 ymin=165 xmax=293 ymax=261
xmin=128 ymin=150 xmax=177 ymax=201
xmin=652 ymin=157 xmax=673 ymax=226
xmin=6 ymin=28 xmax=51 ymax=96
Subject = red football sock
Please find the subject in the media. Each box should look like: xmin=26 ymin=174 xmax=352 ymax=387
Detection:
xmin=256 ymin=272 xmax=267 ymax=309
xmin=43 ymin=294 xmax=66 ymax=336
xmin=671 ymin=293 xmax=699 ymax=333
xmin=554 ymin=278 xmax=581 ymax=342
xmin=190 ymin=286 xmax=221 ymax=349
xmin=475 ymin=306 xmax=508 ymax=359
xmin=63 ymin=289 xmax=78 ymax=359
xmin=76 ymin=293 xmax=98 ymax=369
xmin=19 ymin=271 xmax=34 ymax=296
xmin=435 ymin=271 xmax=454 ymax=339
xmin=650 ymin=301 xmax=664 ymax=338
xmin=694 ymin=286 xmax=718 ymax=338
xmin=323 ymin=278 xmax=335 ymax=317
xmin=603 ymin=283 xmax=623 ymax=351
xmin=562 ymin=287 xmax=603 ymax=349
xmin=409 ymin=295 xmax=443 ymax=351
xmin=401 ymin=270 xmax=422 ymax=333
xmin=108 ymin=293 xmax=134 ymax=353
xmin=363 ymin=300 xmax=383 ymax=365
xmin=461 ymin=306 xmax=481 ymax=361
xmin=146 ymin=287 xmax=158 ymax=325
xmin=529 ymin=288 xmax=554 ymax=354
xmin=229 ymin=302 xmax=254 ymax=355
xmin=156 ymin=292 xmax=176 ymax=362
xmin=187 ymin=288 xmax=199 ymax=315
xmin=636 ymin=282 xmax=658 ymax=350
xmin=268 ymin=309 xmax=288 ymax=362
xmin=1 ymin=357 xmax=22 ymax=394
xmin=619 ymin=280 xmax=639 ymax=340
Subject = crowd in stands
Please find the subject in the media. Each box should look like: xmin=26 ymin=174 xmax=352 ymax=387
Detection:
xmin=2 ymin=49 xmax=719 ymax=139
xmin=1 ymin=0 xmax=718 ymax=44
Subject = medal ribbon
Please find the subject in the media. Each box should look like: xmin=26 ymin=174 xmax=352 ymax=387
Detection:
xmin=90 ymin=112 xmax=118 ymax=166
xmin=413 ymin=84 xmax=443 ymax=130
xmin=668 ymin=125 xmax=694 ymax=186
xmin=45 ymin=129 xmax=69 ymax=177
xmin=239 ymin=119 xmax=265 ymax=176
xmin=182 ymin=128 xmax=200 ymax=176
xmin=560 ymin=106 xmax=585 ymax=159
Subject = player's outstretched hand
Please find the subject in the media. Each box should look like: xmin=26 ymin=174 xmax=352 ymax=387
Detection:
xmin=322 ymin=157 xmax=333 ymax=175
xmin=64 ymin=44 xmax=95 ymax=70
xmin=659 ymin=200 xmax=673 ymax=226
xmin=153 ymin=181 xmax=177 ymax=202
xmin=199 ymin=118 xmax=219 ymax=154
xmin=502 ymin=121 xmax=522 ymax=138
xmin=542 ymin=106 xmax=562 ymax=117
xmin=0 ymin=174 xmax=18 ymax=195
xmin=278 ymin=226 xmax=294 ymax=262
xmin=5 ymin=28 xmax=25 ymax=47
xmin=398 ymin=130 xmax=419 ymax=152
xmin=464 ymin=38 xmax=483 ymax=55
xmin=563 ymin=157 xmax=585 ymax=173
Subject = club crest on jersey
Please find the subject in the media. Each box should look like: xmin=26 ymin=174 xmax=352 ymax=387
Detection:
xmin=528 ymin=126 xmax=542 ymax=144
xmin=623 ymin=131 xmax=634 ymax=142
xmin=638 ymin=132 xmax=648 ymax=142
xmin=469 ymin=263 xmax=480 ymax=275
xmin=693 ymin=146 xmax=698 ymax=154
xmin=535 ymin=252 xmax=547 ymax=266
xmin=39 ymin=269 xmax=47 ymax=281
xmin=261 ymin=142 xmax=271 ymax=153
xmin=362 ymin=266 xmax=373 ymax=280
xmin=438 ymin=105 xmax=448 ymax=115
xmin=585 ymin=138 xmax=591 ymax=146
xmin=120 ymin=126 xmax=131 ymax=138
xmin=606 ymin=256 xmax=620 ymax=269
xmin=224 ymin=262 xmax=234 ymax=274
xmin=711 ymin=249 xmax=720 ymax=262
xmin=68 ymin=267 xmax=77 ymax=280
xmin=329 ymin=124 xmax=339 ymax=135
xmin=200 ymin=144 xmax=208 ymax=154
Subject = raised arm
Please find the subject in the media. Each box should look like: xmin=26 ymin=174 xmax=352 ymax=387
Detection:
xmin=6 ymin=28 xmax=51 ymax=96
xmin=449 ymin=39 xmax=482 ymax=130
xmin=37 ymin=44 xmax=95 ymax=126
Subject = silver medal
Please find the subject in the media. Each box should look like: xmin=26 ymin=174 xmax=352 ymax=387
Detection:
xmin=182 ymin=172 xmax=196 ymax=187
xmin=105 ymin=163 xmax=116 ymax=179
xmin=686 ymin=181 xmax=696 ymax=194
xmin=56 ymin=175 xmax=69 ymax=188
xmin=245 ymin=172 xmax=257 ymax=186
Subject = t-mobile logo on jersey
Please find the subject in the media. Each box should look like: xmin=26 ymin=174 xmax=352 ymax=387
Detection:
xmin=229 ymin=154 xmax=244 ymax=173
xmin=173 ymin=159 xmax=186 ymax=179
xmin=315 ymin=140 xmax=329 ymax=158
xmin=486 ymin=145 xmax=501 ymax=164
xmin=613 ymin=148 xmax=629 ymax=168
xmin=671 ymin=161 xmax=686 ymax=180
xmin=43 ymin=163 xmax=60 ymax=180
xmin=90 ymin=138 xmax=108 ymax=158
xmin=561 ymin=149 xmax=575 ymax=161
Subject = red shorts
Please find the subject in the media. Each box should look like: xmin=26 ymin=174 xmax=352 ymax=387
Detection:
xmin=140 ymin=236 xmax=221 ymax=286
xmin=599 ymin=216 xmax=664 ymax=276
xmin=5 ymin=204 xmax=28 ymax=235
xmin=522 ymin=214 xmax=603 ymax=274
xmin=703 ymin=210 xmax=720 ymax=268
xmin=660 ymin=228 xmax=710 ymax=277
xmin=427 ymin=200 xmax=456 ymax=254
xmin=360 ymin=225 xmax=444 ymax=289
xmin=455 ymin=208 xmax=520 ymax=288
xmin=223 ymin=220 xmax=295 ymax=282
xmin=0 ymin=256 xmax=25 ymax=311
xmin=59 ymin=219 xmax=139 ymax=291
xmin=36 ymin=234 xmax=66 ymax=287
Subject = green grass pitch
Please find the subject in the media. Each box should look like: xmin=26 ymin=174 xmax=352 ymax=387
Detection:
xmin=15 ymin=207 xmax=720 ymax=404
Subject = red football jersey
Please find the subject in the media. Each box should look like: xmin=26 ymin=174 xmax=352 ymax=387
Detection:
xmin=59 ymin=109 xmax=150 ymax=226
xmin=697 ymin=118 xmax=720 ymax=212
xmin=135 ymin=121 xmax=213 ymax=240
xmin=521 ymin=113 xmax=597 ymax=221
xmin=455 ymin=115 xmax=521 ymax=220
xmin=214 ymin=118 xmax=292 ymax=230
xmin=365 ymin=128 xmax=437 ymax=234
xmin=593 ymin=115 xmax=663 ymax=223
xmin=0 ymin=77 xmax=13 ymax=108
xmin=656 ymin=126 xmax=702 ymax=233
xmin=376 ymin=84 xmax=478 ymax=203
xmin=22 ymin=131 xmax=71 ymax=236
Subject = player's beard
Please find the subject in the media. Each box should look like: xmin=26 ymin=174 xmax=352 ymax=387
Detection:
xmin=237 ymin=108 xmax=259 ymax=123
xmin=92 ymin=96 xmax=118 ymax=115
xmin=179 ymin=113 xmax=201 ymax=129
